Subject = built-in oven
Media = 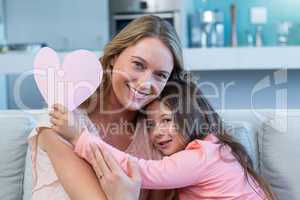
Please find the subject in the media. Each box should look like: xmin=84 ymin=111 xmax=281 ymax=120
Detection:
xmin=113 ymin=12 xmax=180 ymax=38
xmin=109 ymin=0 xmax=190 ymax=47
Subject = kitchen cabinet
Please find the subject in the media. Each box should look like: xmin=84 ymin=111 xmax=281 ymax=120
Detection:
xmin=0 ymin=47 xmax=299 ymax=74
xmin=0 ymin=46 xmax=299 ymax=109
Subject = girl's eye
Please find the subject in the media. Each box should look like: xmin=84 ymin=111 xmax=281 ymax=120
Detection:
xmin=133 ymin=61 xmax=145 ymax=71
xmin=146 ymin=120 xmax=155 ymax=130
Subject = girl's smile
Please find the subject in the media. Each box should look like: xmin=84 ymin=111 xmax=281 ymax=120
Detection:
xmin=156 ymin=138 xmax=173 ymax=149
xmin=146 ymin=100 xmax=187 ymax=156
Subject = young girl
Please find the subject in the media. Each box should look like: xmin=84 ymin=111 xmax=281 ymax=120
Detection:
xmin=51 ymin=79 xmax=276 ymax=200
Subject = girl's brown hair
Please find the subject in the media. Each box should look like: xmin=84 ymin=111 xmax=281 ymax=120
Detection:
xmin=80 ymin=15 xmax=184 ymax=113
xmin=157 ymin=76 xmax=276 ymax=200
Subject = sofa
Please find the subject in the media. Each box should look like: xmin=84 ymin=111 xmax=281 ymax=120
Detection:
xmin=0 ymin=109 xmax=299 ymax=200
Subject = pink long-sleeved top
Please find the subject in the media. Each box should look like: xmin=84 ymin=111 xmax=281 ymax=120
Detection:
xmin=74 ymin=128 xmax=266 ymax=200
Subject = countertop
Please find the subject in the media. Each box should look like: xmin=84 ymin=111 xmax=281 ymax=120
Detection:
xmin=0 ymin=46 xmax=299 ymax=74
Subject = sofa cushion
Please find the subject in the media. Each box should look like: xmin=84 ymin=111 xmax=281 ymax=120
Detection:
xmin=225 ymin=121 xmax=258 ymax=170
xmin=0 ymin=112 xmax=34 ymax=200
xmin=259 ymin=111 xmax=300 ymax=200
xmin=23 ymin=147 xmax=33 ymax=200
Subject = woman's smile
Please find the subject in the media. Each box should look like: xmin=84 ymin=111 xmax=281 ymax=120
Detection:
xmin=126 ymin=83 xmax=151 ymax=99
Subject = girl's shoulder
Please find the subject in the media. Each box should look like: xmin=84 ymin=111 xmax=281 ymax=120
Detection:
xmin=185 ymin=134 xmax=219 ymax=151
xmin=186 ymin=134 xmax=236 ymax=163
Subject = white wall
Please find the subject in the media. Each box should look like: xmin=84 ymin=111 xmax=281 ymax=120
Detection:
xmin=0 ymin=0 xmax=6 ymax=44
xmin=4 ymin=0 xmax=109 ymax=51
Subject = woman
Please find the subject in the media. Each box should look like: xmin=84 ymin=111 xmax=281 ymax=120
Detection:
xmin=35 ymin=15 xmax=184 ymax=200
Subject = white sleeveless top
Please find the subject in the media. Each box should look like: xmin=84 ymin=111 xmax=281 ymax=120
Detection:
xmin=28 ymin=108 xmax=165 ymax=200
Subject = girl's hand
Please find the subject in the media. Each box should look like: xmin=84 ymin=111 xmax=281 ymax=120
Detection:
xmin=49 ymin=104 xmax=83 ymax=146
xmin=90 ymin=143 xmax=141 ymax=200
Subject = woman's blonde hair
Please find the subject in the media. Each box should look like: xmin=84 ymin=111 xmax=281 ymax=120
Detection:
xmin=80 ymin=15 xmax=184 ymax=113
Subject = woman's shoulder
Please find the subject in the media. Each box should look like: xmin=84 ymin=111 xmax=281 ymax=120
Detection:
xmin=74 ymin=107 xmax=88 ymax=115
xmin=74 ymin=108 xmax=100 ymax=133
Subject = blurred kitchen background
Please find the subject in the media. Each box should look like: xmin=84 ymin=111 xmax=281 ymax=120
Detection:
xmin=0 ymin=0 xmax=299 ymax=110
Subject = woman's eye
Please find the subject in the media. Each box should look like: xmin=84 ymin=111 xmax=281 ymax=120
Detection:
xmin=133 ymin=61 xmax=145 ymax=71
xmin=158 ymin=73 xmax=167 ymax=79
xmin=162 ymin=118 xmax=172 ymax=123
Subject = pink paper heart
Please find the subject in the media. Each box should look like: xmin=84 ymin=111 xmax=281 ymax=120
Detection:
xmin=34 ymin=47 xmax=102 ymax=111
